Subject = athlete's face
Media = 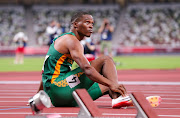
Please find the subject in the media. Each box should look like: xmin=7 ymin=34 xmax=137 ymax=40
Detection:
xmin=76 ymin=15 xmax=94 ymax=37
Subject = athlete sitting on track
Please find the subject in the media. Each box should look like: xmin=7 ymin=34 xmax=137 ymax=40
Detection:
xmin=37 ymin=11 xmax=160 ymax=108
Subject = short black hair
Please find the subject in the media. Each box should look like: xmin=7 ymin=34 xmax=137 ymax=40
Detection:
xmin=71 ymin=11 xmax=90 ymax=23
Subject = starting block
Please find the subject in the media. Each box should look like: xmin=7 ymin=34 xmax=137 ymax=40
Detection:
xmin=130 ymin=92 xmax=159 ymax=118
xmin=26 ymin=89 xmax=159 ymax=118
xmin=72 ymin=89 xmax=102 ymax=118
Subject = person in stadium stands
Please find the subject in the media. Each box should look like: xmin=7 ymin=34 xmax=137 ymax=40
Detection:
xmin=98 ymin=18 xmax=114 ymax=57
xmin=37 ymin=11 xmax=133 ymax=108
xmin=82 ymin=37 xmax=96 ymax=56
xmin=46 ymin=20 xmax=62 ymax=46
xmin=13 ymin=32 xmax=28 ymax=64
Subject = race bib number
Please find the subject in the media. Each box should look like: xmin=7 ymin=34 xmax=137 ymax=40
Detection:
xmin=66 ymin=75 xmax=80 ymax=88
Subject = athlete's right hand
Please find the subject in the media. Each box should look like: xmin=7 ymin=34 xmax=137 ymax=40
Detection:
xmin=109 ymin=83 xmax=127 ymax=97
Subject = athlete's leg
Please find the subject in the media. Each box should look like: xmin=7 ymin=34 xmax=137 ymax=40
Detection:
xmin=47 ymin=67 xmax=95 ymax=107
xmin=87 ymin=82 xmax=102 ymax=100
xmin=90 ymin=56 xmax=123 ymax=99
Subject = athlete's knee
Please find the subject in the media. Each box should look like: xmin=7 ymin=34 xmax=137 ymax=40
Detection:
xmin=102 ymin=55 xmax=113 ymax=63
xmin=90 ymin=55 xmax=114 ymax=69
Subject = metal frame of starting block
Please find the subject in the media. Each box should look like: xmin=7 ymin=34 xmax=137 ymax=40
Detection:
xmin=72 ymin=89 xmax=102 ymax=118
xmin=129 ymin=94 xmax=148 ymax=118
xmin=130 ymin=92 xmax=159 ymax=118
xmin=72 ymin=91 xmax=92 ymax=118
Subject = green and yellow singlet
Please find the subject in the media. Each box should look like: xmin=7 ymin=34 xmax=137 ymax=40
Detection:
xmin=42 ymin=32 xmax=75 ymax=87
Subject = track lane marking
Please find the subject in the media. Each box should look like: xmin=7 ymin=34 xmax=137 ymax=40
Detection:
xmin=1 ymin=81 xmax=180 ymax=85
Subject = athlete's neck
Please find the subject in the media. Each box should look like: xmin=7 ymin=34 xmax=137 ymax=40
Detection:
xmin=70 ymin=29 xmax=84 ymax=41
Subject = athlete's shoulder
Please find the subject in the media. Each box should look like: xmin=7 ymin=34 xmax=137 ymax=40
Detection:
xmin=64 ymin=33 xmax=76 ymax=39
xmin=61 ymin=33 xmax=79 ymax=43
xmin=55 ymin=32 xmax=80 ymax=49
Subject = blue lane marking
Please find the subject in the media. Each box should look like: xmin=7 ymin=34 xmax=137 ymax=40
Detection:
xmin=0 ymin=106 xmax=30 ymax=110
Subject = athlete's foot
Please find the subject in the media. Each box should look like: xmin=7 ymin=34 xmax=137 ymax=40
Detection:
xmin=112 ymin=95 xmax=161 ymax=108
xmin=146 ymin=96 xmax=162 ymax=107
xmin=112 ymin=95 xmax=132 ymax=108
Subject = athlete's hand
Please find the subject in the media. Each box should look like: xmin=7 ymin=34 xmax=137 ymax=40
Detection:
xmin=109 ymin=83 xmax=127 ymax=97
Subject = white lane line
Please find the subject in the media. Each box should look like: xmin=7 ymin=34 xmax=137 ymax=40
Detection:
xmin=0 ymin=96 xmax=29 ymax=98
xmin=0 ymin=90 xmax=36 ymax=92
xmin=103 ymin=113 xmax=136 ymax=116
xmin=159 ymin=115 xmax=180 ymax=117
xmin=100 ymin=96 xmax=180 ymax=99
xmin=0 ymin=112 xmax=31 ymax=114
xmin=157 ymin=108 xmax=180 ymax=110
xmin=128 ymin=91 xmax=180 ymax=93
xmin=0 ymin=100 xmax=178 ymax=106
xmin=103 ymin=113 xmax=180 ymax=117
xmin=0 ymin=112 xmax=78 ymax=115
xmin=0 ymin=92 xmax=34 ymax=94
xmin=95 ymin=101 xmax=180 ymax=105
xmin=119 ymin=81 xmax=180 ymax=85
xmin=161 ymin=102 xmax=180 ymax=104
xmin=0 ymin=101 xmax=27 ymax=102
xmin=1 ymin=93 xmax=180 ymax=98
xmin=162 ymin=98 xmax=180 ymax=100
xmin=144 ymin=94 xmax=180 ymax=97
xmin=0 ymin=112 xmax=179 ymax=117
xmin=1 ymin=106 xmax=179 ymax=110
xmin=0 ymin=106 xmax=28 ymax=107
xmin=1 ymin=81 xmax=180 ymax=85
xmin=0 ymin=81 xmax=40 ymax=84
xmin=128 ymin=89 xmax=180 ymax=91
xmin=3 ymin=90 xmax=180 ymax=94
xmin=3 ymin=91 xmax=180 ymax=95
xmin=0 ymin=93 xmax=33 ymax=95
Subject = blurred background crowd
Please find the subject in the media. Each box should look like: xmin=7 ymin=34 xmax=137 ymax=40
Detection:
xmin=0 ymin=0 xmax=180 ymax=56
xmin=117 ymin=4 xmax=180 ymax=47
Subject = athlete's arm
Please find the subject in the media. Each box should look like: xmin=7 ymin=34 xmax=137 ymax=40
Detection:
xmin=67 ymin=36 xmax=113 ymax=88
xmin=54 ymin=35 xmax=125 ymax=95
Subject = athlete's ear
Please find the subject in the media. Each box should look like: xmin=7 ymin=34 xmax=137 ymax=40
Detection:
xmin=73 ymin=22 xmax=78 ymax=29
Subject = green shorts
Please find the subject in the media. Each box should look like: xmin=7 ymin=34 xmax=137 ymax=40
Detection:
xmin=42 ymin=67 xmax=102 ymax=107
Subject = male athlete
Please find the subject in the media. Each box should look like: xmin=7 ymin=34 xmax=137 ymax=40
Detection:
xmin=38 ymin=11 xmax=161 ymax=108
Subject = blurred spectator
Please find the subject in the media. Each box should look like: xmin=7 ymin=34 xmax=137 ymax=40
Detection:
xmin=98 ymin=18 xmax=114 ymax=57
xmin=54 ymin=22 xmax=63 ymax=38
xmin=83 ymin=37 xmax=96 ymax=56
xmin=0 ymin=6 xmax=25 ymax=46
xmin=46 ymin=20 xmax=59 ymax=46
xmin=13 ymin=32 xmax=28 ymax=64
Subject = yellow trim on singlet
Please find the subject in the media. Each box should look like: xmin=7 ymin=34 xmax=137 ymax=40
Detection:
xmin=51 ymin=54 xmax=72 ymax=84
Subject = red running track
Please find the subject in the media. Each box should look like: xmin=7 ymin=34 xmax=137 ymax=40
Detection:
xmin=0 ymin=69 xmax=180 ymax=118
